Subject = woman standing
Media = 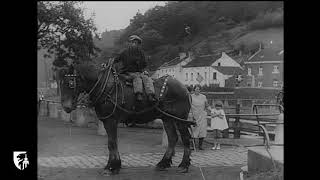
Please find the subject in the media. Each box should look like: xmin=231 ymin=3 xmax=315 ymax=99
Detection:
xmin=190 ymin=85 xmax=211 ymax=150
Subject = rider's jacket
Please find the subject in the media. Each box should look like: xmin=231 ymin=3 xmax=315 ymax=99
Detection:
xmin=115 ymin=45 xmax=147 ymax=73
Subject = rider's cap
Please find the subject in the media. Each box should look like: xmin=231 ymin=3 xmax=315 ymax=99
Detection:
xmin=129 ymin=35 xmax=142 ymax=44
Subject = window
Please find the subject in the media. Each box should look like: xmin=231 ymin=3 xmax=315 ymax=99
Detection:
xmin=205 ymin=72 xmax=207 ymax=80
xmin=273 ymin=65 xmax=279 ymax=73
xmin=213 ymin=72 xmax=217 ymax=80
xmin=218 ymin=62 xmax=221 ymax=66
xmin=186 ymin=73 xmax=188 ymax=81
xmin=273 ymin=80 xmax=278 ymax=87
xmin=248 ymin=68 xmax=251 ymax=76
xmin=258 ymin=82 xmax=263 ymax=87
xmin=191 ymin=73 xmax=194 ymax=81
xmin=258 ymin=66 xmax=263 ymax=76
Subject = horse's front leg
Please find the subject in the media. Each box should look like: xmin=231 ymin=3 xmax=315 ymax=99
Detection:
xmin=101 ymin=118 xmax=121 ymax=175
xmin=176 ymin=122 xmax=192 ymax=173
xmin=156 ymin=119 xmax=178 ymax=171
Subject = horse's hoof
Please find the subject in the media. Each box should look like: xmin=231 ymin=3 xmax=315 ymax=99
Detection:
xmin=100 ymin=169 xmax=111 ymax=176
xmin=155 ymin=166 xmax=168 ymax=171
xmin=177 ymin=167 xmax=189 ymax=173
xmin=111 ymin=169 xmax=120 ymax=175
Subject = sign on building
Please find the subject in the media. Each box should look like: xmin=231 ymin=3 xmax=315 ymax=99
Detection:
xmin=196 ymin=74 xmax=204 ymax=83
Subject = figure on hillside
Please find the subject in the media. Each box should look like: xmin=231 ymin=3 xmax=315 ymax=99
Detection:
xmin=114 ymin=35 xmax=156 ymax=103
xmin=184 ymin=24 xmax=191 ymax=35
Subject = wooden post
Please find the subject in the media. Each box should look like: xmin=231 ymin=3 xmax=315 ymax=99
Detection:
xmin=46 ymin=101 xmax=50 ymax=117
xmin=223 ymin=116 xmax=229 ymax=138
xmin=234 ymin=100 xmax=241 ymax=139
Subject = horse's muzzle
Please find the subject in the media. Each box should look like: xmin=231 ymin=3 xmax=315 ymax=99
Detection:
xmin=63 ymin=107 xmax=73 ymax=113
xmin=61 ymin=99 xmax=74 ymax=113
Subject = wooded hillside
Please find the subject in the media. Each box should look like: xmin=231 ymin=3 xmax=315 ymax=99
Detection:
xmin=94 ymin=1 xmax=283 ymax=70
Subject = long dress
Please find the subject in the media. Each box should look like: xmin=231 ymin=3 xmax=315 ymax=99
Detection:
xmin=210 ymin=109 xmax=229 ymax=130
xmin=190 ymin=93 xmax=208 ymax=138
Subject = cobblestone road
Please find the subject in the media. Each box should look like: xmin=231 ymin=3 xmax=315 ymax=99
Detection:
xmin=38 ymin=147 xmax=247 ymax=168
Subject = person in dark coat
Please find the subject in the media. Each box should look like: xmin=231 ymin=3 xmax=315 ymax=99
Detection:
xmin=114 ymin=35 xmax=156 ymax=103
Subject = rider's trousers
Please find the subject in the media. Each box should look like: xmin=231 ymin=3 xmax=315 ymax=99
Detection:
xmin=128 ymin=72 xmax=155 ymax=94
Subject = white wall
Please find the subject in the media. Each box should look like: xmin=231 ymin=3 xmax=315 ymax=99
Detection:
xmin=182 ymin=67 xmax=227 ymax=87
xmin=212 ymin=52 xmax=241 ymax=67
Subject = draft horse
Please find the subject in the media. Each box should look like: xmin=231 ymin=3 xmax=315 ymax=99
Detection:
xmin=59 ymin=59 xmax=195 ymax=175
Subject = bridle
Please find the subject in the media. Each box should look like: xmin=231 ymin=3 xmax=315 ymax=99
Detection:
xmin=61 ymin=60 xmax=195 ymax=124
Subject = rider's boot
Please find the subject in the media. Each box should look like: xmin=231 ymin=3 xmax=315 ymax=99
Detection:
xmin=147 ymin=93 xmax=157 ymax=103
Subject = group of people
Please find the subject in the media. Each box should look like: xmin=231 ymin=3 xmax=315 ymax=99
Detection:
xmin=188 ymin=85 xmax=229 ymax=150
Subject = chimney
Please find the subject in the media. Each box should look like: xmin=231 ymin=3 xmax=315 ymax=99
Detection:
xmin=179 ymin=52 xmax=186 ymax=60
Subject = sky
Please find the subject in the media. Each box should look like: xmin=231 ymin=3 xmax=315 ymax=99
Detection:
xmin=82 ymin=1 xmax=166 ymax=33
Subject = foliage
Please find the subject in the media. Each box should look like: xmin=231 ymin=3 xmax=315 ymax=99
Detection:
xmin=248 ymin=8 xmax=283 ymax=30
xmin=119 ymin=1 xmax=283 ymax=46
xmin=101 ymin=1 xmax=283 ymax=71
xmin=37 ymin=1 xmax=100 ymax=66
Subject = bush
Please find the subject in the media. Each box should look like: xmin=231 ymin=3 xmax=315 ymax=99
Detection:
xmin=248 ymin=9 xmax=283 ymax=30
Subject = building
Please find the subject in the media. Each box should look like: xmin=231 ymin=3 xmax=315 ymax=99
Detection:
xmin=182 ymin=52 xmax=243 ymax=87
xmin=154 ymin=51 xmax=243 ymax=87
xmin=242 ymin=47 xmax=283 ymax=88
xmin=155 ymin=51 xmax=193 ymax=82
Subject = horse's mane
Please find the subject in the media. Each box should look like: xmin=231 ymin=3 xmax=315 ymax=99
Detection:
xmin=75 ymin=61 xmax=100 ymax=81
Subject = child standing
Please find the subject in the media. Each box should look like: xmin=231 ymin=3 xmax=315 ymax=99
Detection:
xmin=210 ymin=101 xmax=229 ymax=150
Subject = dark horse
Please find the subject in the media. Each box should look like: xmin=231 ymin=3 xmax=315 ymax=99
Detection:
xmin=59 ymin=60 xmax=195 ymax=175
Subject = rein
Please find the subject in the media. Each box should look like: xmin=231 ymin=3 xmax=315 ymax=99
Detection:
xmin=76 ymin=62 xmax=194 ymax=124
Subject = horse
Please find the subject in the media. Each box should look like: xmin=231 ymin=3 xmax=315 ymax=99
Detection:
xmin=58 ymin=59 xmax=195 ymax=175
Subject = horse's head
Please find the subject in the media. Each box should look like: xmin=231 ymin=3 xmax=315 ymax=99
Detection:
xmin=59 ymin=65 xmax=82 ymax=113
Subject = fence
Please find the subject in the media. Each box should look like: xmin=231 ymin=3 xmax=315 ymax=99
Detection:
xmin=220 ymin=102 xmax=283 ymax=141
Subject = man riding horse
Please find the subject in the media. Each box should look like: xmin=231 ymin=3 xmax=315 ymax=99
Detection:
xmin=114 ymin=35 xmax=156 ymax=103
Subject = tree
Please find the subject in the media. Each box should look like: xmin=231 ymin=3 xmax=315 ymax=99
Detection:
xmin=38 ymin=1 xmax=101 ymax=96
xmin=38 ymin=1 xmax=100 ymax=65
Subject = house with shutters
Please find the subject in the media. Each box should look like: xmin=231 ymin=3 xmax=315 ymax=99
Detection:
xmin=242 ymin=47 xmax=283 ymax=88
xmin=154 ymin=51 xmax=243 ymax=87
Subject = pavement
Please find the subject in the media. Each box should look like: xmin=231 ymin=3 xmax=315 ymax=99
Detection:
xmin=37 ymin=116 xmax=264 ymax=180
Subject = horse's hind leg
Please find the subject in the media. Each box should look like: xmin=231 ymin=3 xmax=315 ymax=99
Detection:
xmin=176 ymin=122 xmax=192 ymax=173
xmin=101 ymin=118 xmax=121 ymax=175
xmin=155 ymin=118 xmax=178 ymax=171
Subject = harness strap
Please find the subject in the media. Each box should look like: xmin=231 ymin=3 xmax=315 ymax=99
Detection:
xmin=92 ymin=58 xmax=114 ymax=105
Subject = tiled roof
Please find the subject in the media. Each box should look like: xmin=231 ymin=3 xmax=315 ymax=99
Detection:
xmin=248 ymin=48 xmax=283 ymax=62
xmin=182 ymin=55 xmax=220 ymax=68
xmin=160 ymin=56 xmax=187 ymax=68
xmin=213 ymin=66 xmax=244 ymax=75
